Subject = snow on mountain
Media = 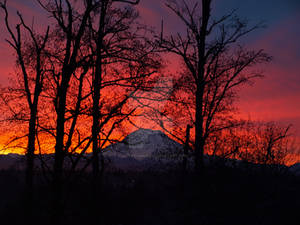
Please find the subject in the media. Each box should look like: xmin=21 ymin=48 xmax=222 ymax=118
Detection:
xmin=104 ymin=128 xmax=183 ymax=159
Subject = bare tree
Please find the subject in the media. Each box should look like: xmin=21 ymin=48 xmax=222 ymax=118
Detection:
xmin=35 ymin=0 xmax=97 ymax=221
xmin=87 ymin=0 xmax=161 ymax=184
xmin=208 ymin=120 xmax=293 ymax=170
xmin=0 ymin=0 xmax=50 ymax=216
xmin=239 ymin=122 xmax=292 ymax=166
xmin=159 ymin=0 xmax=271 ymax=172
xmin=28 ymin=1 xmax=162 ymax=222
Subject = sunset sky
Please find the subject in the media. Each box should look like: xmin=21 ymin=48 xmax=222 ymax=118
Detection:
xmin=136 ymin=0 xmax=300 ymax=133
xmin=0 ymin=0 xmax=300 ymax=155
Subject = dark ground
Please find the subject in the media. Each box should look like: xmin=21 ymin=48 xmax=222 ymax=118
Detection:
xmin=0 ymin=164 xmax=300 ymax=225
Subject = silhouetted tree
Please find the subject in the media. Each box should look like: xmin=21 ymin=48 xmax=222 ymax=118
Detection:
xmin=239 ymin=122 xmax=292 ymax=166
xmin=32 ymin=1 xmax=161 ymax=222
xmin=0 ymin=0 xmax=49 ymax=217
xmin=84 ymin=2 xmax=162 ymax=222
xmin=159 ymin=0 xmax=271 ymax=172
xmin=88 ymin=0 xmax=139 ymax=187
xmin=208 ymin=120 xmax=293 ymax=170
xmin=36 ymin=0 xmax=96 ymax=221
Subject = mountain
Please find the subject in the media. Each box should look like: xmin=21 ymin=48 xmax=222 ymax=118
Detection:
xmin=103 ymin=128 xmax=184 ymax=170
xmin=0 ymin=129 xmax=184 ymax=171
xmin=104 ymin=128 xmax=183 ymax=159
xmin=1 ymin=129 xmax=300 ymax=174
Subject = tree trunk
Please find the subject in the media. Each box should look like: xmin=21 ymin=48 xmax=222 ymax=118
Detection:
xmin=90 ymin=4 xmax=107 ymax=224
xmin=91 ymin=0 xmax=107 ymax=192
xmin=183 ymin=124 xmax=191 ymax=174
xmin=53 ymin=83 xmax=68 ymax=222
xmin=195 ymin=85 xmax=205 ymax=172
xmin=25 ymin=109 xmax=37 ymax=223
xmin=194 ymin=0 xmax=211 ymax=173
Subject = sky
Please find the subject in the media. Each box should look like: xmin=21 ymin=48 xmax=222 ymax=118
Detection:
xmin=0 ymin=0 xmax=300 ymax=156
xmin=135 ymin=0 xmax=300 ymax=138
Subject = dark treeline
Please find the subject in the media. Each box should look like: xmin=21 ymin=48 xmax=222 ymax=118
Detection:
xmin=1 ymin=165 xmax=300 ymax=225
xmin=0 ymin=0 xmax=297 ymax=224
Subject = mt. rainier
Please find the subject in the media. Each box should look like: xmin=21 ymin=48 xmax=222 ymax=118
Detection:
xmin=104 ymin=128 xmax=183 ymax=160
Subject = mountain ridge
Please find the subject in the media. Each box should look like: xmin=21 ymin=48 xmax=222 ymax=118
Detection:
xmin=0 ymin=129 xmax=300 ymax=174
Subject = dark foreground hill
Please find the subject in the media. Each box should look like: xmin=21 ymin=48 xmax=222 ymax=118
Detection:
xmin=0 ymin=164 xmax=300 ymax=225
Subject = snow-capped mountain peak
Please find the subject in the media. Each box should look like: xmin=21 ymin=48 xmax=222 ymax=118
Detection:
xmin=104 ymin=128 xmax=183 ymax=160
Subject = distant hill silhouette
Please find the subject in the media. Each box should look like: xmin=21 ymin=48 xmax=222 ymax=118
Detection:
xmin=0 ymin=129 xmax=299 ymax=174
